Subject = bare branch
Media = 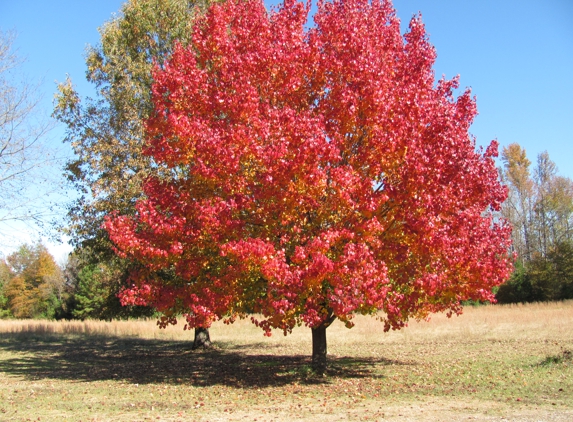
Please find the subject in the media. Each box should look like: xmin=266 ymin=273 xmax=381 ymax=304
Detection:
xmin=0 ymin=30 xmax=64 ymax=234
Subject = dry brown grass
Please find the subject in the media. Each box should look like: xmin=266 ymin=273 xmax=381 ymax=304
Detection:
xmin=2 ymin=300 xmax=569 ymax=341
xmin=0 ymin=301 xmax=572 ymax=421
xmin=0 ymin=318 xmax=175 ymax=339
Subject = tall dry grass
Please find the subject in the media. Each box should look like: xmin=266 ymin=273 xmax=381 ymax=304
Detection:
xmin=0 ymin=318 xmax=180 ymax=339
xmin=374 ymin=300 xmax=573 ymax=342
xmin=0 ymin=300 xmax=571 ymax=346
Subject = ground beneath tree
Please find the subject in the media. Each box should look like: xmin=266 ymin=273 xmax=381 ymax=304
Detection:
xmin=0 ymin=303 xmax=571 ymax=421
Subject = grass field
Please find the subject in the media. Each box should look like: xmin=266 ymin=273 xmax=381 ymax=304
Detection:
xmin=0 ymin=301 xmax=572 ymax=421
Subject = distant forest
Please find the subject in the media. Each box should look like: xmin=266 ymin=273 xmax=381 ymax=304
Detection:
xmin=496 ymin=144 xmax=573 ymax=303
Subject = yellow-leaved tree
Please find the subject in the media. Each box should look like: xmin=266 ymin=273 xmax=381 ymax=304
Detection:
xmin=3 ymin=244 xmax=64 ymax=319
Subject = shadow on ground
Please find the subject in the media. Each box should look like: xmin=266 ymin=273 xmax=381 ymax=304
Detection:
xmin=0 ymin=333 xmax=402 ymax=387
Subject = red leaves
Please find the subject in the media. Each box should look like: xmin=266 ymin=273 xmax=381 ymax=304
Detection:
xmin=105 ymin=0 xmax=512 ymax=335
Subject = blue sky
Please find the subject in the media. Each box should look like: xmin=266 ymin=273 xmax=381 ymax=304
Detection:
xmin=1 ymin=0 xmax=572 ymax=258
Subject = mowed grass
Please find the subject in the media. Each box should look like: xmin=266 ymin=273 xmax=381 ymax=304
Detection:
xmin=0 ymin=302 xmax=572 ymax=421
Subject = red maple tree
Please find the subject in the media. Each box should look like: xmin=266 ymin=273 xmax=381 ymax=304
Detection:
xmin=105 ymin=0 xmax=512 ymax=373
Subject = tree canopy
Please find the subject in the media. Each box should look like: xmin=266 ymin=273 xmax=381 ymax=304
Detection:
xmin=105 ymin=0 xmax=512 ymax=372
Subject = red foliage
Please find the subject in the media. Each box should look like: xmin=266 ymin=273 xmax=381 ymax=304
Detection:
xmin=105 ymin=0 xmax=512 ymax=334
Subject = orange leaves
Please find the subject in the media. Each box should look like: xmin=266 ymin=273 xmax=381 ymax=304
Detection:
xmin=3 ymin=244 xmax=64 ymax=319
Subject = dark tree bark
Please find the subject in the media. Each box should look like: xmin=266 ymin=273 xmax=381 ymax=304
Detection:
xmin=311 ymin=324 xmax=328 ymax=374
xmin=192 ymin=327 xmax=211 ymax=350
xmin=311 ymin=313 xmax=336 ymax=374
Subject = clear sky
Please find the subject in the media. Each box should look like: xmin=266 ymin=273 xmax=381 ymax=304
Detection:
xmin=1 ymin=0 xmax=572 ymax=259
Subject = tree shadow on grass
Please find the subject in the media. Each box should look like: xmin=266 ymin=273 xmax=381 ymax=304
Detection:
xmin=0 ymin=333 xmax=405 ymax=388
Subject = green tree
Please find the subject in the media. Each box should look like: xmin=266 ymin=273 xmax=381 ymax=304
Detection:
xmin=0 ymin=260 xmax=13 ymax=317
xmin=53 ymin=0 xmax=215 ymax=341
xmin=551 ymin=241 xmax=573 ymax=300
xmin=495 ymin=260 xmax=533 ymax=303
xmin=63 ymin=249 xmax=154 ymax=320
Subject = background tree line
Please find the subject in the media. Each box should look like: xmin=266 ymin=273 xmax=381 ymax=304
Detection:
xmin=496 ymin=143 xmax=573 ymax=303
xmin=0 ymin=243 xmax=152 ymax=320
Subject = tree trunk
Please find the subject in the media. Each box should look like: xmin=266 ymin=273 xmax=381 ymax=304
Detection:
xmin=192 ymin=327 xmax=211 ymax=350
xmin=311 ymin=324 xmax=328 ymax=375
